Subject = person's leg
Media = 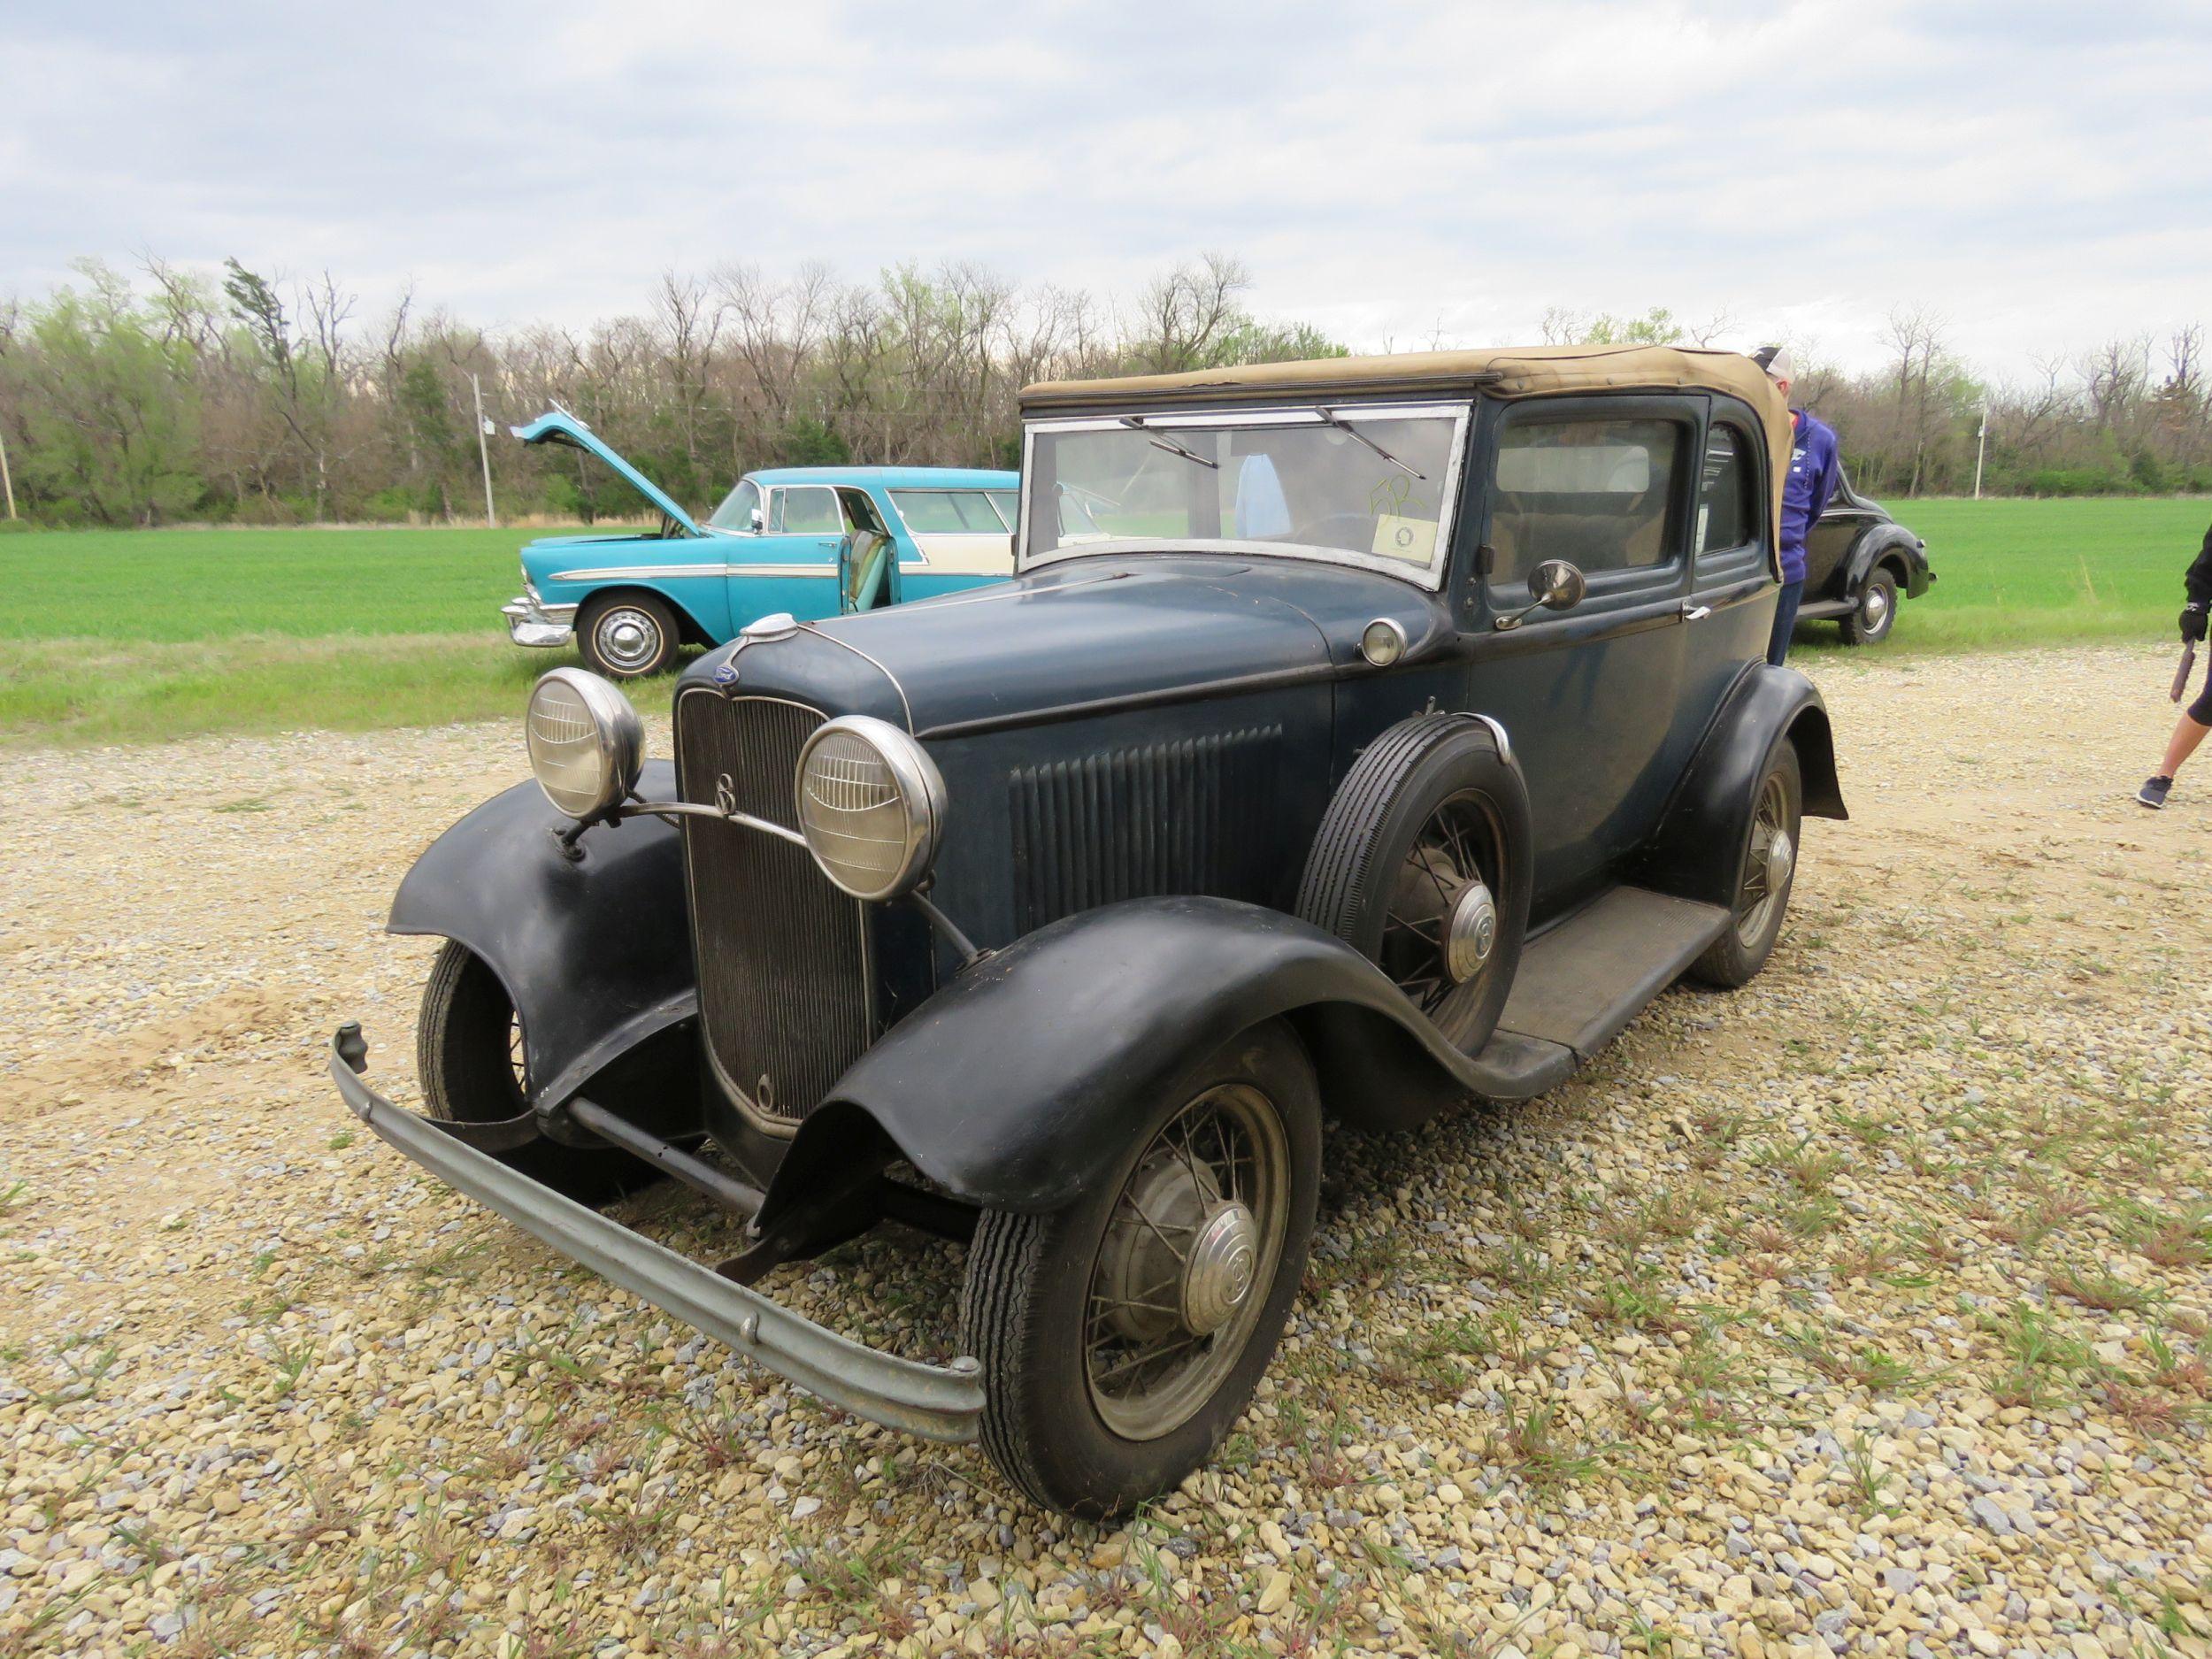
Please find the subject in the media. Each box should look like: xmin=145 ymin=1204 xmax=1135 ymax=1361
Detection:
xmin=2160 ymin=711 xmax=2212 ymax=779
xmin=1766 ymin=580 xmax=1804 ymax=667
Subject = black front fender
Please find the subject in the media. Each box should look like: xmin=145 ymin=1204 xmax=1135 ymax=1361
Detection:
xmin=1638 ymin=664 xmax=1847 ymax=910
xmin=390 ymin=760 xmax=697 ymax=1111
xmin=759 ymin=895 xmax=1563 ymax=1226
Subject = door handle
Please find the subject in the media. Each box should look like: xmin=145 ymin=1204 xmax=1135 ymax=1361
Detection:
xmin=1680 ymin=603 xmax=1713 ymax=622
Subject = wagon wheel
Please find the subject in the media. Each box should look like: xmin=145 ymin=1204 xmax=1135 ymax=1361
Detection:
xmin=958 ymin=1021 xmax=1321 ymax=1519
xmin=1296 ymin=714 xmax=1532 ymax=1057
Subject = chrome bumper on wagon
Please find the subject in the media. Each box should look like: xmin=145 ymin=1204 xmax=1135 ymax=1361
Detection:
xmin=503 ymin=594 xmax=578 ymax=649
xmin=326 ymin=1026 xmax=984 ymax=1443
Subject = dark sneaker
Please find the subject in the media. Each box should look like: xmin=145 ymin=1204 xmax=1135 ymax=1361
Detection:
xmin=2139 ymin=775 xmax=2173 ymax=809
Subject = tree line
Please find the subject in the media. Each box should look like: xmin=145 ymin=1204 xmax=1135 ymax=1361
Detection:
xmin=0 ymin=257 xmax=2203 ymax=528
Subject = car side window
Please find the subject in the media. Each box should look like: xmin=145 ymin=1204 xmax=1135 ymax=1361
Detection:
xmin=1696 ymin=425 xmax=1756 ymax=555
xmin=893 ymin=490 xmax=1005 ymax=534
xmin=1486 ymin=417 xmax=1683 ymax=588
xmin=772 ymin=486 xmax=844 ymax=534
xmin=987 ymin=489 xmax=1020 ymax=529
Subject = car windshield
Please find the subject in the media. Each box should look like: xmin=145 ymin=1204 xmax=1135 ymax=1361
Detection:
xmin=706 ymin=478 xmax=762 ymax=532
xmin=1022 ymin=403 xmax=1468 ymax=584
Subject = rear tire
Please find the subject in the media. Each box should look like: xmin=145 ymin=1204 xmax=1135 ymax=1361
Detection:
xmin=579 ymin=593 xmax=680 ymax=680
xmin=1839 ymin=569 xmax=1898 ymax=646
xmin=416 ymin=941 xmax=656 ymax=1207
xmin=959 ymin=1021 xmax=1321 ymax=1519
xmin=1688 ymin=743 xmax=1801 ymax=988
xmin=1295 ymin=714 xmax=1532 ymax=1057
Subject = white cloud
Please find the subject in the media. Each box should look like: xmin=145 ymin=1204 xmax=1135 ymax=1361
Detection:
xmin=2 ymin=0 xmax=2205 ymax=377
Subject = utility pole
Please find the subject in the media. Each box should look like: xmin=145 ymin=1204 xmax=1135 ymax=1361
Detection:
xmin=0 ymin=427 xmax=15 ymax=520
xmin=1973 ymin=402 xmax=1989 ymax=501
xmin=472 ymin=372 xmax=497 ymax=528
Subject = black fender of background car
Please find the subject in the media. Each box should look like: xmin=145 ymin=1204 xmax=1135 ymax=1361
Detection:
xmin=388 ymin=760 xmax=700 ymax=1114
xmin=1635 ymin=663 xmax=1847 ymax=909
xmin=757 ymin=895 xmax=1559 ymax=1229
xmin=1847 ymin=523 xmax=1932 ymax=600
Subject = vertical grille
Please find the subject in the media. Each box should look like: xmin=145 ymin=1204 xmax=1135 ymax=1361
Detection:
xmin=674 ymin=689 xmax=872 ymax=1130
xmin=1010 ymin=726 xmax=1283 ymax=932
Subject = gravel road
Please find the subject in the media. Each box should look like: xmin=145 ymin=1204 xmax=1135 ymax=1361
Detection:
xmin=3 ymin=646 xmax=2208 ymax=1659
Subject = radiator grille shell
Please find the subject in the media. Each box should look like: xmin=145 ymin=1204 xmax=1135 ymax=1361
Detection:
xmin=673 ymin=688 xmax=873 ymax=1133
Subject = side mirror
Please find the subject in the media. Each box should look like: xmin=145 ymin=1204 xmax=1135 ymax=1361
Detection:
xmin=1529 ymin=558 xmax=1586 ymax=611
xmin=747 ymin=506 xmax=764 ymax=532
xmin=1493 ymin=558 xmax=1588 ymax=631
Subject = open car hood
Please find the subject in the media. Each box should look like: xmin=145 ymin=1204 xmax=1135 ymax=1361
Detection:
xmin=511 ymin=410 xmax=701 ymax=536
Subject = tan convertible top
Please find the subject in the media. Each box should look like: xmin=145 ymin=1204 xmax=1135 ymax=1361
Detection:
xmin=1023 ymin=344 xmax=1793 ymax=572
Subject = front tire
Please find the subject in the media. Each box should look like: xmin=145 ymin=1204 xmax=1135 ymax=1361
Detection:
xmin=416 ymin=941 xmax=656 ymax=1207
xmin=1839 ymin=569 xmax=1898 ymax=646
xmin=1688 ymin=742 xmax=1801 ymax=988
xmin=578 ymin=593 xmax=680 ymax=680
xmin=959 ymin=1021 xmax=1321 ymax=1519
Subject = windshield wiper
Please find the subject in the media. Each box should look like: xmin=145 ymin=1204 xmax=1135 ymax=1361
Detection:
xmin=1119 ymin=416 xmax=1219 ymax=471
xmin=1317 ymin=408 xmax=1425 ymax=479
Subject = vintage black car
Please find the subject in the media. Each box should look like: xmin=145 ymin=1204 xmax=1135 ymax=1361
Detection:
xmin=330 ymin=343 xmax=1847 ymax=1518
xmin=1798 ymin=471 xmax=1932 ymax=645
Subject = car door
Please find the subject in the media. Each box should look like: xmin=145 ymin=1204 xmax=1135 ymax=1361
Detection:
xmin=1462 ymin=396 xmax=1699 ymax=922
xmin=1801 ymin=465 xmax=1872 ymax=602
xmin=727 ymin=483 xmax=848 ymax=624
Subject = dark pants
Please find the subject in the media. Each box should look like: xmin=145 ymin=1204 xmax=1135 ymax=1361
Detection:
xmin=1767 ymin=580 xmax=1804 ymax=667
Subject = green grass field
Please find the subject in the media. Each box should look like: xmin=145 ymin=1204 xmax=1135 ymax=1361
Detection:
xmin=0 ymin=499 xmax=2203 ymax=747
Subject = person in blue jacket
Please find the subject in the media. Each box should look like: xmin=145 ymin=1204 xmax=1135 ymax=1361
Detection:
xmin=1756 ymin=346 xmax=1843 ymax=666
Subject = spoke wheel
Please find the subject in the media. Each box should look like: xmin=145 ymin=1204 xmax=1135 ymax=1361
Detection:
xmin=1296 ymin=714 xmax=1531 ymax=1061
xmin=959 ymin=1021 xmax=1321 ymax=1520
xmin=1375 ymin=792 xmax=1506 ymax=1049
xmin=1084 ymin=1081 xmax=1292 ymax=1440
xmin=1689 ymin=742 xmax=1802 ymax=989
xmin=1734 ymin=772 xmax=1793 ymax=947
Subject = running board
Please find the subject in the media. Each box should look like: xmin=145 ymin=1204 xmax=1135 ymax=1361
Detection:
xmin=1494 ymin=887 xmax=1732 ymax=1062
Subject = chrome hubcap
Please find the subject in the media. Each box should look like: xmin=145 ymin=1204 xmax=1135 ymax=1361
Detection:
xmin=1863 ymin=588 xmax=1889 ymax=626
xmin=1445 ymin=878 xmax=1498 ymax=982
xmin=595 ymin=609 xmax=660 ymax=671
xmin=1181 ymin=1202 xmax=1259 ymax=1335
xmin=1086 ymin=1083 xmax=1289 ymax=1440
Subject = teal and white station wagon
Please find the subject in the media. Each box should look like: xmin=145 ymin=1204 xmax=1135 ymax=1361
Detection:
xmin=501 ymin=409 xmax=1019 ymax=678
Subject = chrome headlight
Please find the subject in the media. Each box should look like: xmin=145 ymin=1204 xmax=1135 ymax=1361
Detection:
xmin=526 ymin=667 xmax=644 ymax=820
xmin=794 ymin=716 xmax=946 ymax=902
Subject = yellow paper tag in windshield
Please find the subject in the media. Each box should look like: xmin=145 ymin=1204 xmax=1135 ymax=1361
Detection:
xmin=1372 ymin=514 xmax=1436 ymax=565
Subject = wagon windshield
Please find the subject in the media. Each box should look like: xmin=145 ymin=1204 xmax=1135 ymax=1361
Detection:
xmin=1022 ymin=402 xmax=1469 ymax=586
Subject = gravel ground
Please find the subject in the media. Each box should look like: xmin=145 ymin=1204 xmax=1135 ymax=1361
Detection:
xmin=3 ymin=644 xmax=2209 ymax=1659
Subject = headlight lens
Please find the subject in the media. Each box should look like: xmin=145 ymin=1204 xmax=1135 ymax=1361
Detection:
xmin=526 ymin=667 xmax=644 ymax=820
xmin=794 ymin=716 xmax=946 ymax=902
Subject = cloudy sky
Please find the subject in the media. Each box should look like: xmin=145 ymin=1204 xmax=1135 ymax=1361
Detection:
xmin=6 ymin=0 xmax=2208 ymax=378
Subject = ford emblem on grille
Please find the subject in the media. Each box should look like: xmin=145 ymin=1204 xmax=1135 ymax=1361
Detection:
xmin=715 ymin=773 xmax=737 ymax=817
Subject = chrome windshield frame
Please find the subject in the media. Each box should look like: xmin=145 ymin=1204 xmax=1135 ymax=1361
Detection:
xmin=1017 ymin=399 xmax=1473 ymax=590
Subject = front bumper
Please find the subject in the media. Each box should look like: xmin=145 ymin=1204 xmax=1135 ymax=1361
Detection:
xmin=503 ymin=594 xmax=577 ymax=649
xmin=326 ymin=1026 xmax=984 ymax=1443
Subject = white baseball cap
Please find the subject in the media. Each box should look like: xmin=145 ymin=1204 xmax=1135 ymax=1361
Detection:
xmin=1756 ymin=345 xmax=1794 ymax=384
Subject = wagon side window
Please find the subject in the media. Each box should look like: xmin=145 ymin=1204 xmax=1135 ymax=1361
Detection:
xmin=1696 ymin=425 xmax=1756 ymax=555
xmin=1487 ymin=417 xmax=1683 ymax=588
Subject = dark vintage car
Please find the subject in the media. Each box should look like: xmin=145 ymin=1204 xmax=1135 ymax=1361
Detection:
xmin=330 ymin=343 xmax=1847 ymax=1518
xmin=1796 ymin=470 xmax=1932 ymax=645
